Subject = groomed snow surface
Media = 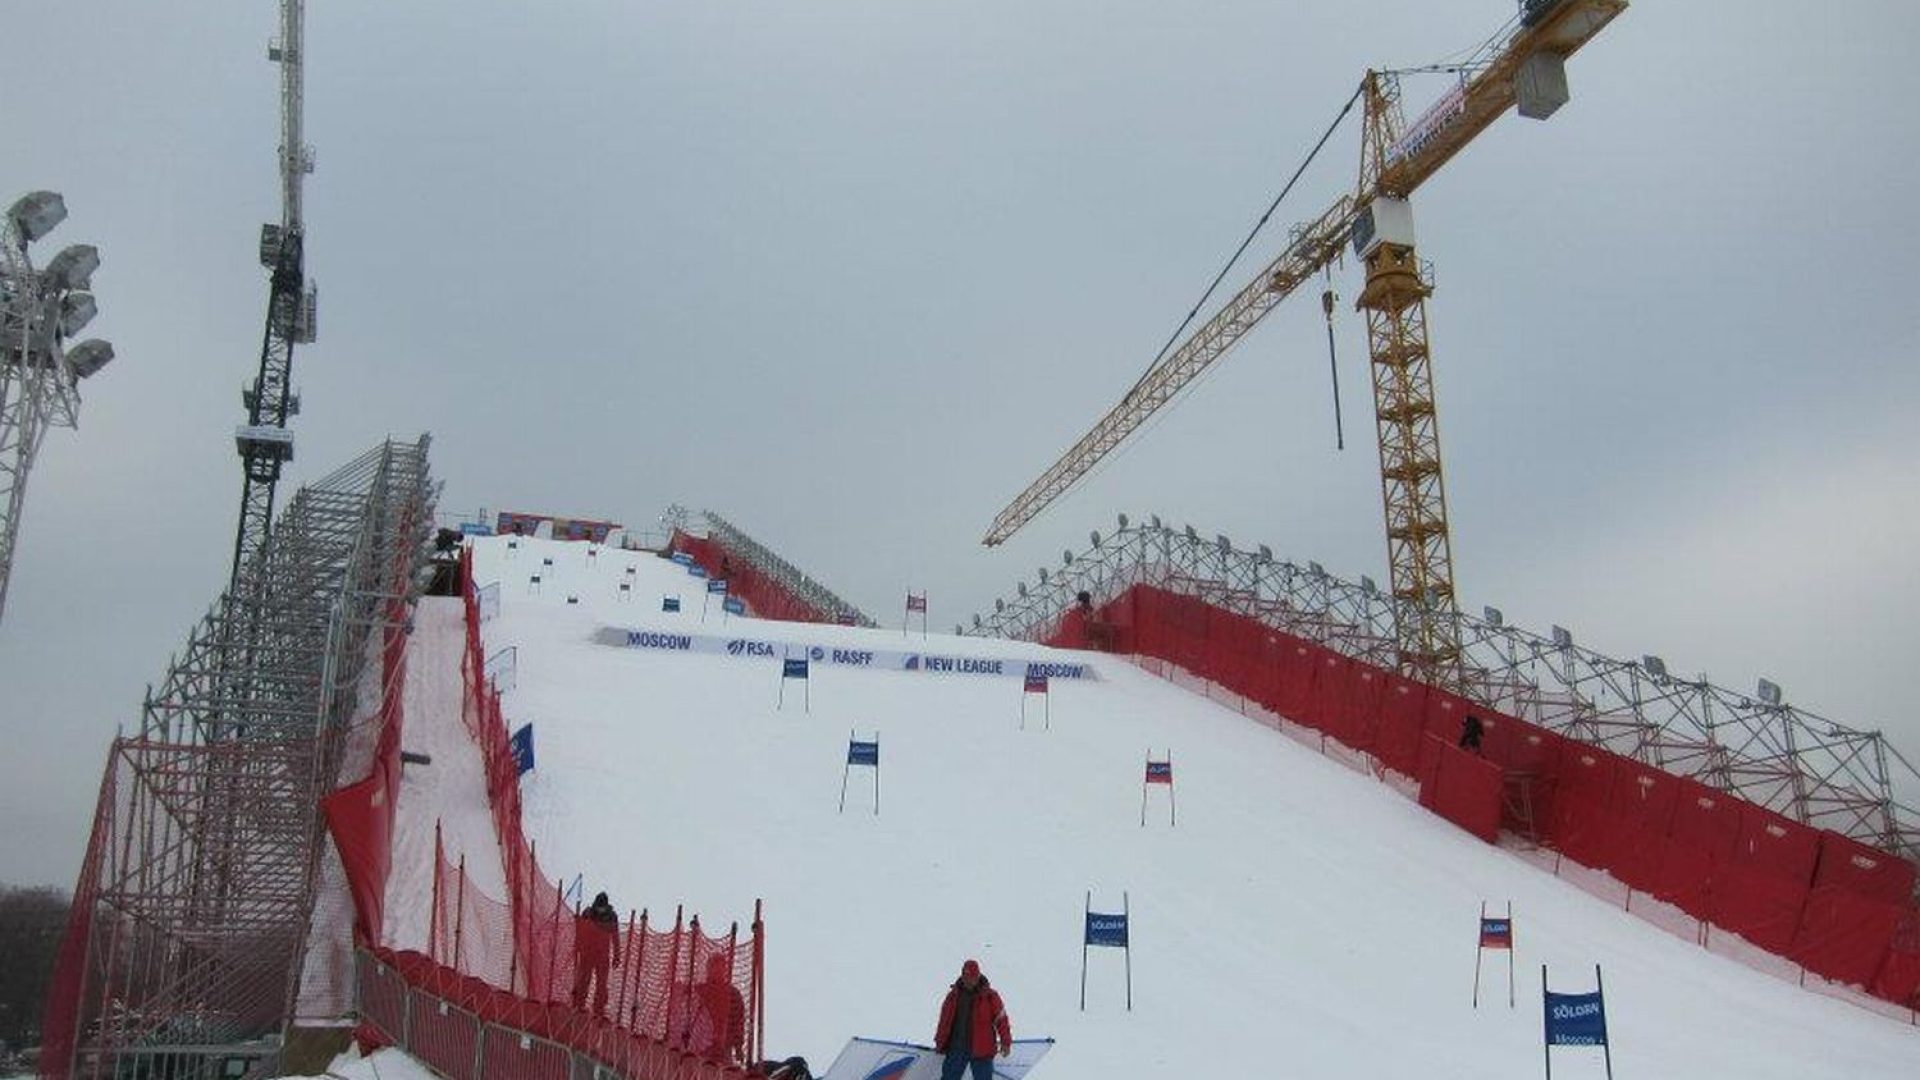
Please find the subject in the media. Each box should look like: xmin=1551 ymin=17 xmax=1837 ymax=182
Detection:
xmin=349 ymin=535 xmax=1918 ymax=1079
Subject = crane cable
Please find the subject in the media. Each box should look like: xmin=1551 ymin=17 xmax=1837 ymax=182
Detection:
xmin=1124 ymin=78 xmax=1367 ymax=401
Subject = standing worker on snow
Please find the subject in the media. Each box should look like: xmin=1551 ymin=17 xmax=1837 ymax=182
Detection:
xmin=933 ymin=959 xmax=1011 ymax=1080
xmin=571 ymin=891 xmax=622 ymax=1017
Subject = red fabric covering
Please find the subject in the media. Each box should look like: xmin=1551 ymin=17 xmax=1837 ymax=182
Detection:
xmin=1871 ymin=908 xmax=1920 ymax=1006
xmin=1648 ymin=780 xmax=1744 ymax=918
xmin=1371 ymin=676 xmax=1429 ymax=776
xmin=1416 ymin=736 xmax=1505 ymax=843
xmin=1599 ymin=760 xmax=1682 ymax=893
xmin=672 ymin=528 xmax=840 ymax=626
xmin=1705 ymin=804 xmax=1819 ymax=952
xmin=1541 ymin=745 xmax=1622 ymax=865
xmin=1791 ymin=887 xmax=1906 ymax=987
xmin=1328 ymin=662 xmax=1388 ymax=754
xmin=1811 ymin=830 xmax=1918 ymax=905
xmin=1306 ymin=652 xmax=1356 ymax=740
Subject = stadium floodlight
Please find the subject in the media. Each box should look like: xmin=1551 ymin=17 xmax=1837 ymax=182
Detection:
xmin=1017 ymin=583 xmax=1028 ymax=598
xmin=1184 ymin=524 xmax=1198 ymax=542
xmin=1062 ymin=550 xmax=1073 ymax=567
xmin=1039 ymin=567 xmax=1049 ymax=584
xmin=1642 ymin=655 xmax=1668 ymax=680
xmin=1150 ymin=514 xmax=1162 ymax=530
xmin=1483 ymin=605 xmax=1503 ymax=627
xmin=1308 ymin=561 xmax=1325 ymax=577
xmin=971 ymin=613 xmax=982 ymax=628
xmin=1216 ymin=534 xmax=1231 ymax=553
xmin=1116 ymin=513 xmax=1129 ymax=530
xmin=995 ymin=598 xmax=1005 ymax=612
xmin=1757 ymin=678 xmax=1782 ymax=706
xmin=1360 ymin=575 xmax=1377 ymax=594
xmin=59 ymin=291 xmax=97 ymax=336
xmin=1257 ymin=544 xmax=1272 ymax=563
xmin=44 ymin=244 xmax=99 ymax=291
xmin=66 ymin=339 xmax=114 ymax=378
xmin=7 ymin=190 xmax=67 ymax=243
xmin=1090 ymin=530 xmax=1102 ymax=548
xmin=1551 ymin=625 xmax=1573 ymax=649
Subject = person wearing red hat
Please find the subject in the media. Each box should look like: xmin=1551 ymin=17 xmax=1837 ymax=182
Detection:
xmin=933 ymin=959 xmax=1011 ymax=1080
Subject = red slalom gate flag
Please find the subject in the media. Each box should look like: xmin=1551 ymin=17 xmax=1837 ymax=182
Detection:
xmin=1025 ymin=670 xmax=1049 ymax=694
xmin=905 ymin=593 xmax=927 ymax=613
xmin=1480 ymin=916 xmax=1513 ymax=949
xmin=1144 ymin=760 xmax=1173 ymax=785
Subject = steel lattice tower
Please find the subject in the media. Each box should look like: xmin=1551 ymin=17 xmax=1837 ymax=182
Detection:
xmin=232 ymin=0 xmax=316 ymax=586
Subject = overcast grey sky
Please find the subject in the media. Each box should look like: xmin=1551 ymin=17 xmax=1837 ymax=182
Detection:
xmin=3 ymin=0 xmax=1917 ymax=887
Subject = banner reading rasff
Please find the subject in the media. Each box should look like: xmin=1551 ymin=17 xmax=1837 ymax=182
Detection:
xmin=592 ymin=626 xmax=1097 ymax=682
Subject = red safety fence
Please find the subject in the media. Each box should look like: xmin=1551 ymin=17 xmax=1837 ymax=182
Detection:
xmin=669 ymin=530 xmax=835 ymax=626
xmin=324 ymin=610 xmax=414 ymax=945
xmin=1061 ymin=581 xmax=1920 ymax=1014
xmin=360 ymin=548 xmax=767 ymax=1076
xmin=357 ymin=947 xmax=756 ymax=1080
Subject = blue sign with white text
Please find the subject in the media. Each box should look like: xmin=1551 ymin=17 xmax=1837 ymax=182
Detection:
xmin=689 ymin=565 xmax=708 ymax=578
xmin=1544 ymin=989 xmax=1608 ymax=1046
xmin=708 ymin=578 xmax=729 ymax=593
xmin=723 ymin=597 xmax=746 ymax=615
xmin=670 ymin=552 xmax=693 ymax=566
xmin=509 ymin=723 xmax=535 ymax=775
xmin=1085 ymin=912 xmax=1129 ymax=948
xmin=783 ymin=658 xmax=810 ymax=679
xmin=459 ymin=522 xmax=494 ymax=536
xmin=662 ymin=597 xmax=681 ymax=613
xmin=848 ymin=741 xmax=879 ymax=766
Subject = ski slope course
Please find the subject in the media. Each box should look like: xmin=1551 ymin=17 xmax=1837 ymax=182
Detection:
xmin=468 ymin=536 xmax=1918 ymax=1079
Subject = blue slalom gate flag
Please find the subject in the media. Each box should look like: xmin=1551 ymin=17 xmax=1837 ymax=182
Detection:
xmin=689 ymin=564 xmax=708 ymax=578
xmin=847 ymin=740 xmax=879 ymax=766
xmin=723 ymin=596 xmax=745 ymax=615
xmin=1542 ymin=964 xmax=1613 ymax=1080
xmin=783 ymin=658 xmax=810 ymax=679
xmin=509 ymin=723 xmax=535 ymax=775
xmin=670 ymin=552 xmax=693 ymax=566
xmin=1085 ymin=911 xmax=1128 ymax=948
xmin=708 ymin=578 xmax=728 ymax=593
xmin=662 ymin=596 xmax=681 ymax=613
xmin=1544 ymin=989 xmax=1607 ymax=1045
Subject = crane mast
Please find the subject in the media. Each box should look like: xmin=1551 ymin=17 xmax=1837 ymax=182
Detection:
xmin=982 ymin=0 xmax=1626 ymax=677
xmin=231 ymin=0 xmax=315 ymax=585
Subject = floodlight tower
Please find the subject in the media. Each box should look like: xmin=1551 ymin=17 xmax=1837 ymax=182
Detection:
xmin=0 ymin=190 xmax=115 ymax=621
xmin=231 ymin=0 xmax=317 ymax=585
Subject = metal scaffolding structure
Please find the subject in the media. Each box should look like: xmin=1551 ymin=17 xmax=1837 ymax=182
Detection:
xmin=699 ymin=511 xmax=876 ymax=628
xmin=54 ymin=437 xmax=436 ymax=1080
xmin=964 ymin=514 xmax=1920 ymax=866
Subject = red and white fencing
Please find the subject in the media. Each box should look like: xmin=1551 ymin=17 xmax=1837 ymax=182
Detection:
xmin=1060 ymin=582 xmax=1920 ymax=1019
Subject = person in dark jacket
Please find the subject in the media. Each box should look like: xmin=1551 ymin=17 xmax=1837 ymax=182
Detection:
xmin=1459 ymin=713 xmax=1485 ymax=754
xmin=571 ymin=892 xmax=621 ymax=1017
xmin=933 ymin=959 xmax=1011 ymax=1080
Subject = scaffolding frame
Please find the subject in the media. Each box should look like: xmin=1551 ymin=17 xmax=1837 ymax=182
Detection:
xmin=699 ymin=510 xmax=875 ymax=628
xmin=965 ymin=516 xmax=1920 ymax=867
xmin=55 ymin=437 xmax=436 ymax=1080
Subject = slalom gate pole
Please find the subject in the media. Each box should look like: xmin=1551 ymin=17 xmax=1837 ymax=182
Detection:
xmin=754 ymin=899 xmax=766 ymax=1063
xmin=454 ymin=853 xmax=467 ymax=972
xmin=779 ymin=651 xmax=788 ymax=710
xmin=806 ymin=672 xmax=811 ymax=713
xmin=631 ymin=909 xmax=651 ymax=1029
xmin=1541 ymin=965 xmax=1550 ymax=1080
xmin=1124 ymin=891 xmax=1133 ymax=1012
xmin=1080 ymin=890 xmax=1090 ymax=1011
xmin=874 ymin=742 xmax=882 ymax=815
xmin=839 ymin=732 xmax=852 ymax=814
xmin=1597 ymin=964 xmax=1612 ymax=1080
xmin=1140 ymin=750 xmax=1148 ymax=827
xmin=1508 ymin=902 xmax=1517 ymax=1009
xmin=1169 ymin=752 xmax=1176 ymax=827
xmin=1020 ymin=691 xmax=1027 ymax=730
xmin=1474 ymin=901 xmax=1485 ymax=1008
xmin=1045 ymin=687 xmax=1051 ymax=731
xmin=430 ymin=821 xmax=444 ymax=961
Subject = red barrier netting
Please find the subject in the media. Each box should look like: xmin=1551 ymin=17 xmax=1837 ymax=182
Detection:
xmin=1069 ymin=580 xmax=1920 ymax=1013
xmin=670 ymin=529 xmax=835 ymax=626
xmin=398 ymin=548 xmax=766 ymax=1070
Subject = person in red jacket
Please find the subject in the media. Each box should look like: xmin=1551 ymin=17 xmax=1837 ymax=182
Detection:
xmin=933 ymin=959 xmax=1011 ymax=1080
xmin=571 ymin=892 xmax=621 ymax=1017
xmin=691 ymin=955 xmax=747 ymax=1062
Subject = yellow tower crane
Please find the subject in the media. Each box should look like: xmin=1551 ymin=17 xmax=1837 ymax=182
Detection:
xmin=982 ymin=0 xmax=1628 ymax=678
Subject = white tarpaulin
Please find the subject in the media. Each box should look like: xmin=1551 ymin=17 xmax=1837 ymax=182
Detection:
xmin=820 ymin=1037 xmax=1055 ymax=1080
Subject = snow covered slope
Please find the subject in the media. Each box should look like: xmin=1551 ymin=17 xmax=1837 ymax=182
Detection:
xmin=467 ymin=535 xmax=1918 ymax=1079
